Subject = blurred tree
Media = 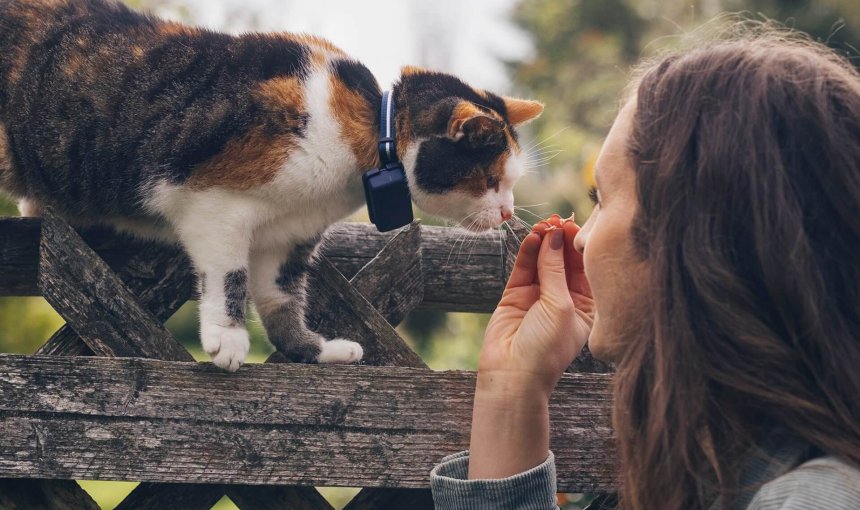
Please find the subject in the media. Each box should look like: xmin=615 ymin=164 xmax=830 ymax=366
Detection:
xmin=509 ymin=0 xmax=860 ymax=223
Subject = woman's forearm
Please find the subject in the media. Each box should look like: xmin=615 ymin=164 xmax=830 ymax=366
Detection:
xmin=468 ymin=371 xmax=551 ymax=479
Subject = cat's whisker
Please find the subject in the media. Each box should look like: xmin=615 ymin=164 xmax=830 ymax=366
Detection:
xmin=522 ymin=146 xmax=565 ymax=161
xmin=449 ymin=214 xmax=483 ymax=265
xmin=520 ymin=126 xmax=570 ymax=154
xmin=514 ymin=207 xmax=545 ymax=222
xmin=512 ymin=215 xmax=534 ymax=230
xmin=522 ymin=153 xmax=565 ymax=168
xmin=446 ymin=214 xmax=480 ymax=266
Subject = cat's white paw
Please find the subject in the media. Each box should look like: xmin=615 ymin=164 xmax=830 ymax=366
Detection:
xmin=201 ymin=323 xmax=250 ymax=372
xmin=317 ymin=339 xmax=364 ymax=364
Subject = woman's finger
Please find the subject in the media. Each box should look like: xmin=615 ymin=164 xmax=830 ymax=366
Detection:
xmin=563 ymin=220 xmax=591 ymax=296
xmin=536 ymin=229 xmax=574 ymax=307
xmin=505 ymin=232 xmax=542 ymax=289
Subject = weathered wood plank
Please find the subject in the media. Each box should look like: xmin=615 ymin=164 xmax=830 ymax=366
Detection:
xmin=0 ymin=354 xmax=616 ymax=491
xmin=37 ymin=209 xmax=191 ymax=361
xmin=0 ymin=479 xmax=100 ymax=510
xmin=1 ymin=218 xmax=516 ymax=312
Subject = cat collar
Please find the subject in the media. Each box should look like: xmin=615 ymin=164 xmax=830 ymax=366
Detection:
xmin=363 ymin=90 xmax=414 ymax=232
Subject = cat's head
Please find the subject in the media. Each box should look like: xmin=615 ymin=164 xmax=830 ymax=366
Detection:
xmin=393 ymin=67 xmax=543 ymax=232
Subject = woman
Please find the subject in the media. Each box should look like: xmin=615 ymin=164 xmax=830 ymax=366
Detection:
xmin=430 ymin=29 xmax=860 ymax=509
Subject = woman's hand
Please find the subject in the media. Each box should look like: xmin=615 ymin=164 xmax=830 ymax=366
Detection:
xmin=479 ymin=214 xmax=594 ymax=396
xmin=468 ymin=214 xmax=595 ymax=479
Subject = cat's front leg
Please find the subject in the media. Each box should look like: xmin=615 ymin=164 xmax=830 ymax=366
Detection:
xmin=249 ymin=238 xmax=363 ymax=364
xmin=176 ymin=213 xmax=253 ymax=372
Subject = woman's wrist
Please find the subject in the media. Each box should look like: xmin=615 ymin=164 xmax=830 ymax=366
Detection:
xmin=475 ymin=368 xmax=558 ymax=403
xmin=468 ymin=370 xmax=552 ymax=479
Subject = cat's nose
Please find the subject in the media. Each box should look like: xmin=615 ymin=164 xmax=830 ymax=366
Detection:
xmin=500 ymin=207 xmax=513 ymax=221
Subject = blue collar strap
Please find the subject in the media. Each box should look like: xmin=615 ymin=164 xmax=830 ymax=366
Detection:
xmin=363 ymin=90 xmax=414 ymax=232
xmin=378 ymin=90 xmax=397 ymax=165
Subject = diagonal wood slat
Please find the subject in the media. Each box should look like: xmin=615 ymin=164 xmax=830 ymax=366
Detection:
xmin=0 ymin=479 xmax=100 ymax=510
xmin=37 ymin=240 xmax=196 ymax=357
xmin=37 ymin=208 xmax=191 ymax=361
xmin=226 ymin=485 xmax=336 ymax=510
xmin=113 ymin=483 xmax=225 ymax=510
xmin=308 ymin=221 xmax=423 ymax=335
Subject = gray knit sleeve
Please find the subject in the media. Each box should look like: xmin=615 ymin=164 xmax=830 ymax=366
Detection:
xmin=430 ymin=450 xmax=560 ymax=510
xmin=747 ymin=456 xmax=860 ymax=509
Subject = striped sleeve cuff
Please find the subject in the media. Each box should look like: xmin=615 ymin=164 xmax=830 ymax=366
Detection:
xmin=430 ymin=450 xmax=559 ymax=510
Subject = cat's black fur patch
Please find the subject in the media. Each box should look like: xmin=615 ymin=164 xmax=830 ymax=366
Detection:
xmin=224 ymin=269 xmax=248 ymax=325
xmin=261 ymin=306 xmax=323 ymax=363
xmin=333 ymin=59 xmax=382 ymax=118
xmin=393 ymin=70 xmax=513 ymax=194
xmin=275 ymin=236 xmax=321 ymax=292
xmin=415 ymin=137 xmax=507 ymax=193
xmin=0 ymin=0 xmax=311 ymax=217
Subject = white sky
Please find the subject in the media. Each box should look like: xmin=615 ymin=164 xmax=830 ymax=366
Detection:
xmin=152 ymin=0 xmax=533 ymax=93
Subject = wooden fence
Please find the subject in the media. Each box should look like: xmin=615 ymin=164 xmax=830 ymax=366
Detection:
xmin=0 ymin=211 xmax=615 ymax=510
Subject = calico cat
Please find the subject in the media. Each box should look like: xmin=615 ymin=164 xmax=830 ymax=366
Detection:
xmin=0 ymin=0 xmax=543 ymax=370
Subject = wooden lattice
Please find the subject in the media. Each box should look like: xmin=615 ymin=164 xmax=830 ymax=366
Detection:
xmin=0 ymin=211 xmax=615 ymax=510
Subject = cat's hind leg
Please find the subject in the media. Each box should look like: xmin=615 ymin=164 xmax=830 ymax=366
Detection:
xmin=174 ymin=206 xmax=254 ymax=371
xmin=249 ymin=237 xmax=363 ymax=364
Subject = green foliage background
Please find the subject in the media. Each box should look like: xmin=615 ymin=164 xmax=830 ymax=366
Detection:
xmin=0 ymin=0 xmax=857 ymax=508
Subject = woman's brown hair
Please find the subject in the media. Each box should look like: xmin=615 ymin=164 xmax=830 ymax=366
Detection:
xmin=614 ymin=26 xmax=860 ymax=510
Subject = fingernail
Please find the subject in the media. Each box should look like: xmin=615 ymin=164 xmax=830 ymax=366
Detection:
xmin=550 ymin=229 xmax=563 ymax=250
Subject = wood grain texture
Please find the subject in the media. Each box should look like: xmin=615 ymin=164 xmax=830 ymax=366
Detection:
xmin=37 ymin=209 xmax=191 ymax=361
xmin=0 ymin=354 xmax=616 ymax=492
xmin=308 ymin=221 xmax=423 ymax=333
xmin=1 ymin=218 xmax=517 ymax=312
xmin=309 ymin=258 xmax=426 ymax=368
xmin=0 ymin=479 xmax=99 ymax=510
xmin=37 ymin=240 xmax=195 ymax=357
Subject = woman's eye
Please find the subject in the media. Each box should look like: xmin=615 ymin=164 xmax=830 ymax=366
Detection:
xmin=588 ymin=186 xmax=601 ymax=206
xmin=486 ymin=176 xmax=499 ymax=189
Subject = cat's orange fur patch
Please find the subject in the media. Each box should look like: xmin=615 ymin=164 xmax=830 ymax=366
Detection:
xmin=257 ymin=76 xmax=306 ymax=110
xmin=286 ymin=34 xmax=346 ymax=56
xmin=329 ymin=75 xmax=379 ymax=171
xmin=187 ymin=77 xmax=307 ymax=189
xmin=158 ymin=22 xmax=197 ymax=37
xmin=187 ymin=126 xmax=295 ymax=190
xmin=458 ymin=151 xmax=509 ymax=197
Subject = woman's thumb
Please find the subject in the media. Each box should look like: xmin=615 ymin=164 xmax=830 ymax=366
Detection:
xmin=537 ymin=229 xmax=574 ymax=309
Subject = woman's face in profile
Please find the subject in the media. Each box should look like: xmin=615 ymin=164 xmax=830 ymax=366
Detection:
xmin=574 ymin=100 xmax=649 ymax=361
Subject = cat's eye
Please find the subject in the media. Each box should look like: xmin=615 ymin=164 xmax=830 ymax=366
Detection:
xmin=588 ymin=186 xmax=601 ymax=206
xmin=486 ymin=176 xmax=499 ymax=189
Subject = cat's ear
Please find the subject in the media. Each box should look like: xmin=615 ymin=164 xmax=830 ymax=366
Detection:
xmin=504 ymin=97 xmax=544 ymax=125
xmin=448 ymin=101 xmax=505 ymax=146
